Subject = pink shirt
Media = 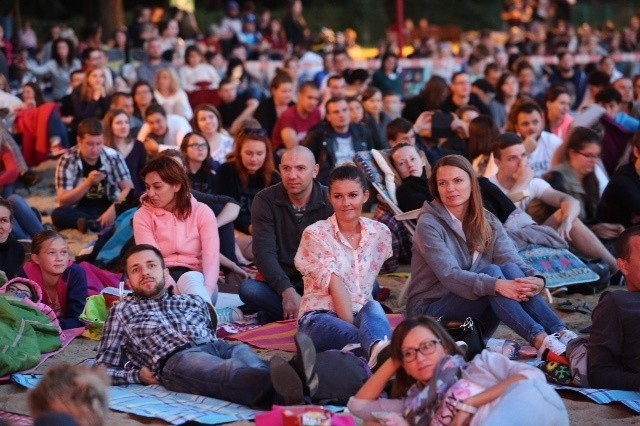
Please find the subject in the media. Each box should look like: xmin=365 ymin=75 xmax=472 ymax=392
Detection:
xmin=295 ymin=215 xmax=392 ymax=317
xmin=133 ymin=196 xmax=220 ymax=296
xmin=550 ymin=114 xmax=573 ymax=141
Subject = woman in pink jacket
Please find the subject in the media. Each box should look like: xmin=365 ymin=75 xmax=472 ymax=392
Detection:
xmin=133 ymin=156 xmax=220 ymax=304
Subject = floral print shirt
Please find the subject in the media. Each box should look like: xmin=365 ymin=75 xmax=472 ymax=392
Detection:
xmin=295 ymin=214 xmax=392 ymax=317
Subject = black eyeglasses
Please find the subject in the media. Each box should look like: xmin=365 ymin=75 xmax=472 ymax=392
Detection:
xmin=401 ymin=339 xmax=442 ymax=362
xmin=243 ymin=127 xmax=268 ymax=137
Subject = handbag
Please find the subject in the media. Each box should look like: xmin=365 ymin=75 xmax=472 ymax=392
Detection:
xmin=438 ymin=317 xmax=485 ymax=361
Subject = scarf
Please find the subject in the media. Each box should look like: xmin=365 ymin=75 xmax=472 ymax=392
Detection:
xmin=403 ymin=354 xmax=466 ymax=425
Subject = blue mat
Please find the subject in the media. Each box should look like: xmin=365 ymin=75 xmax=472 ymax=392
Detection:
xmin=554 ymin=385 xmax=640 ymax=414
xmin=519 ymin=246 xmax=599 ymax=289
xmin=12 ymin=373 xmax=261 ymax=425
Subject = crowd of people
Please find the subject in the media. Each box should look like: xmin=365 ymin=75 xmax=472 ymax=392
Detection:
xmin=1 ymin=1 xmax=640 ymax=425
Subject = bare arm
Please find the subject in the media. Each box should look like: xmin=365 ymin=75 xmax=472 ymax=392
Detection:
xmin=354 ymin=358 xmax=401 ymax=400
xmin=229 ymin=99 xmax=260 ymax=135
xmin=329 ymin=273 xmax=353 ymax=323
xmin=57 ymin=171 xmax=104 ymax=207
xmin=215 ymin=202 xmax=240 ymax=227
xmin=281 ymin=127 xmax=300 ymax=149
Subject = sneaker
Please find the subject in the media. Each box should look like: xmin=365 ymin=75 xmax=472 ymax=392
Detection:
xmin=557 ymin=329 xmax=578 ymax=346
xmin=269 ymin=356 xmax=304 ymax=405
xmin=368 ymin=338 xmax=391 ymax=370
xmin=538 ymin=333 xmax=567 ymax=357
xmin=215 ymin=306 xmax=243 ymax=324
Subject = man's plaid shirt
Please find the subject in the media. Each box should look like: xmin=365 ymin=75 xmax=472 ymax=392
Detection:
xmin=96 ymin=293 xmax=215 ymax=385
xmin=54 ymin=145 xmax=132 ymax=203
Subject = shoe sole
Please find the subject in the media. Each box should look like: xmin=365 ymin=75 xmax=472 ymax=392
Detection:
xmin=294 ymin=332 xmax=319 ymax=397
xmin=269 ymin=356 xmax=304 ymax=406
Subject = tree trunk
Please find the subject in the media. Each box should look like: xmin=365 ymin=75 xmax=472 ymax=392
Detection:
xmin=98 ymin=0 xmax=124 ymax=42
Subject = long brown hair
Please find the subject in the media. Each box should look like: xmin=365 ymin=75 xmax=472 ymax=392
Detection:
xmin=102 ymin=109 xmax=131 ymax=149
xmin=468 ymin=115 xmax=499 ymax=159
xmin=233 ymin=122 xmax=277 ymax=190
xmin=389 ymin=316 xmax=463 ymax=398
xmin=140 ymin=156 xmax=192 ymax=220
xmin=80 ymin=67 xmax=106 ymax=102
xmin=429 ymin=155 xmax=493 ymax=253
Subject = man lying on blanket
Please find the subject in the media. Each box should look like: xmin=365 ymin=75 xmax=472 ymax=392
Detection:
xmin=95 ymin=243 xmax=301 ymax=408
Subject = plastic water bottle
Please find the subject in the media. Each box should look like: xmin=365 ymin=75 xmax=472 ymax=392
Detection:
xmin=485 ymin=338 xmax=521 ymax=360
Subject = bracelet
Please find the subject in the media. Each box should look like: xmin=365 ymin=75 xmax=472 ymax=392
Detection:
xmin=454 ymin=400 xmax=478 ymax=414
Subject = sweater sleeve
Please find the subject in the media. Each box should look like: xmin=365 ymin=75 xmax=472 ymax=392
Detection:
xmin=59 ymin=264 xmax=88 ymax=330
xmin=196 ymin=203 xmax=220 ymax=297
xmin=588 ymin=292 xmax=640 ymax=390
xmin=0 ymin=148 xmax=20 ymax=188
xmin=294 ymin=226 xmax=337 ymax=293
xmin=132 ymin=208 xmax=161 ymax=247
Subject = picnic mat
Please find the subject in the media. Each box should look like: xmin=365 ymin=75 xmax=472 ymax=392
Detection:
xmin=519 ymin=246 xmax=599 ymax=288
xmin=226 ymin=314 xmax=405 ymax=352
xmin=0 ymin=326 xmax=85 ymax=384
xmin=0 ymin=410 xmax=30 ymax=426
xmin=554 ymin=386 xmax=640 ymax=414
xmin=12 ymin=373 xmax=261 ymax=425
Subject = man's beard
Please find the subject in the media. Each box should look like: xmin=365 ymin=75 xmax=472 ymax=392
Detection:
xmin=135 ymin=276 xmax=166 ymax=299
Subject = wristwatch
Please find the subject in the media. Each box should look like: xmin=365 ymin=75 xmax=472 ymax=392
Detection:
xmin=454 ymin=400 xmax=478 ymax=414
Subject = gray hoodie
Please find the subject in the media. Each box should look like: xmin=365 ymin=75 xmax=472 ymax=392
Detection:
xmin=407 ymin=200 xmax=535 ymax=317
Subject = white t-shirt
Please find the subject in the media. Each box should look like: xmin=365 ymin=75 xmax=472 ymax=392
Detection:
xmin=528 ymin=131 xmax=562 ymax=178
xmin=334 ymin=135 xmax=355 ymax=166
xmin=489 ymin=175 xmax=551 ymax=211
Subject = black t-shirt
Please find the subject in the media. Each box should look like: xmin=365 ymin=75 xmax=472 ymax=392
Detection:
xmin=219 ymin=94 xmax=250 ymax=130
xmin=188 ymin=166 xmax=217 ymax=195
xmin=77 ymin=158 xmax=111 ymax=211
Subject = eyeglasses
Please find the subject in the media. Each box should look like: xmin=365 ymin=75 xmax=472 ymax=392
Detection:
xmin=187 ymin=143 xmax=208 ymax=150
xmin=401 ymin=339 xmax=442 ymax=362
xmin=243 ymin=127 xmax=268 ymax=137
xmin=576 ymin=151 xmax=600 ymax=160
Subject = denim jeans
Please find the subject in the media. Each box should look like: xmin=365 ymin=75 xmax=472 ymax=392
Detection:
xmin=239 ymin=279 xmax=382 ymax=324
xmin=161 ymin=340 xmax=273 ymax=408
xmin=480 ymin=380 xmax=569 ymax=425
xmin=51 ymin=205 xmax=109 ymax=230
xmin=8 ymin=194 xmax=44 ymax=239
xmin=424 ymin=263 xmax=567 ymax=345
xmin=298 ymin=300 xmax=391 ymax=357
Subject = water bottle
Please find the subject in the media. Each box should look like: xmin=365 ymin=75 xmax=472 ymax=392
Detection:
xmin=485 ymin=338 xmax=521 ymax=360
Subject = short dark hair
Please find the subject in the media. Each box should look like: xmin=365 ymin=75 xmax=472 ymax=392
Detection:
xmin=513 ymin=100 xmax=543 ymax=119
xmin=270 ymin=72 xmax=293 ymax=90
xmin=386 ymin=118 xmax=413 ymax=141
xmin=327 ymin=74 xmax=346 ymax=86
xmin=588 ymin=70 xmax=611 ymax=87
xmin=491 ymin=132 xmax=524 ymax=159
xmin=77 ymin=118 xmax=103 ymax=139
xmin=123 ymin=244 xmax=165 ymax=269
xmin=616 ymin=225 xmax=640 ymax=261
xmin=110 ymin=91 xmax=132 ymax=106
xmin=145 ymin=103 xmax=167 ymax=118
xmin=595 ymin=86 xmax=622 ymax=105
xmin=325 ymin=96 xmax=347 ymax=115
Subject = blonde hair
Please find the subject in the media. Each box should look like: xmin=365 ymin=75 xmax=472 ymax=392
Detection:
xmin=28 ymin=364 xmax=110 ymax=426
xmin=80 ymin=67 xmax=107 ymax=102
xmin=155 ymin=67 xmax=181 ymax=96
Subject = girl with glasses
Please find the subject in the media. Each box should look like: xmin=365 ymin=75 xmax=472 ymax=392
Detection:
xmin=348 ymin=316 xmax=568 ymax=425
xmin=180 ymin=132 xmax=216 ymax=194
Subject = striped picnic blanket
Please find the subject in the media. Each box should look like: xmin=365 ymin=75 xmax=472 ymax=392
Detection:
xmin=554 ymin=386 xmax=640 ymax=414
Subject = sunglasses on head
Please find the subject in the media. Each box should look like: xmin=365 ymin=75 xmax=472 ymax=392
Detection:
xmin=243 ymin=127 xmax=268 ymax=137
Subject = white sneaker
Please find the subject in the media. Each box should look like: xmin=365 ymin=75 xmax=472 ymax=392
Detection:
xmin=216 ymin=306 xmax=243 ymax=324
xmin=557 ymin=329 xmax=578 ymax=346
xmin=538 ymin=333 xmax=567 ymax=357
xmin=368 ymin=338 xmax=391 ymax=369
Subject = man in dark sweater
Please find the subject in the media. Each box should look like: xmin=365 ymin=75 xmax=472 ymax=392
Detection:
xmin=239 ymin=146 xmax=333 ymax=323
xmin=439 ymin=71 xmax=491 ymax=116
xmin=588 ymin=225 xmax=640 ymax=390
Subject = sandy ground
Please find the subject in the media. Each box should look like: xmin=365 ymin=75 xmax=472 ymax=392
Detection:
xmin=0 ymin=160 xmax=637 ymax=424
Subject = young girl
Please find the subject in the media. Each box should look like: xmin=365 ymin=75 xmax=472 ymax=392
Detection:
xmin=17 ymin=230 xmax=88 ymax=329
xmin=348 ymin=316 xmax=569 ymax=425
xmin=180 ymin=132 xmax=216 ymax=194
xmin=192 ymin=103 xmax=234 ymax=171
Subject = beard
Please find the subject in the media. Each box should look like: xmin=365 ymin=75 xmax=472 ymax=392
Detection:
xmin=134 ymin=275 xmax=166 ymax=300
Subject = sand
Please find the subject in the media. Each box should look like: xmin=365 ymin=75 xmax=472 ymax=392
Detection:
xmin=0 ymin=160 xmax=636 ymax=424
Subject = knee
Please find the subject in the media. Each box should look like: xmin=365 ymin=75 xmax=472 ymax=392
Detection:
xmin=500 ymin=263 xmax=525 ymax=279
xmin=176 ymin=271 xmax=206 ymax=293
xmin=238 ymin=279 xmax=263 ymax=302
xmin=362 ymin=300 xmax=385 ymax=316
xmin=482 ymin=264 xmax=503 ymax=278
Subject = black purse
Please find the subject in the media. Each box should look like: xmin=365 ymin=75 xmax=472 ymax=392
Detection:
xmin=438 ymin=317 xmax=485 ymax=361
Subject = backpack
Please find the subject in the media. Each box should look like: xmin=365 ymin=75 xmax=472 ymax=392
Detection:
xmin=311 ymin=349 xmax=372 ymax=406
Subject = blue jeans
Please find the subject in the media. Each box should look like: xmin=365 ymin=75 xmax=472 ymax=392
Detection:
xmin=160 ymin=340 xmax=273 ymax=408
xmin=298 ymin=300 xmax=391 ymax=357
xmin=8 ymin=194 xmax=44 ymax=239
xmin=239 ymin=279 xmax=381 ymax=324
xmin=51 ymin=205 xmax=109 ymax=230
xmin=424 ymin=263 xmax=567 ymax=345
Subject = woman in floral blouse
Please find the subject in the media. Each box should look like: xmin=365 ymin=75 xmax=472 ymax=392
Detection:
xmin=295 ymin=164 xmax=393 ymax=369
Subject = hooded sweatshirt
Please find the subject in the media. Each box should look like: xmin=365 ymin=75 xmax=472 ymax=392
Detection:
xmin=407 ymin=200 xmax=536 ymax=317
